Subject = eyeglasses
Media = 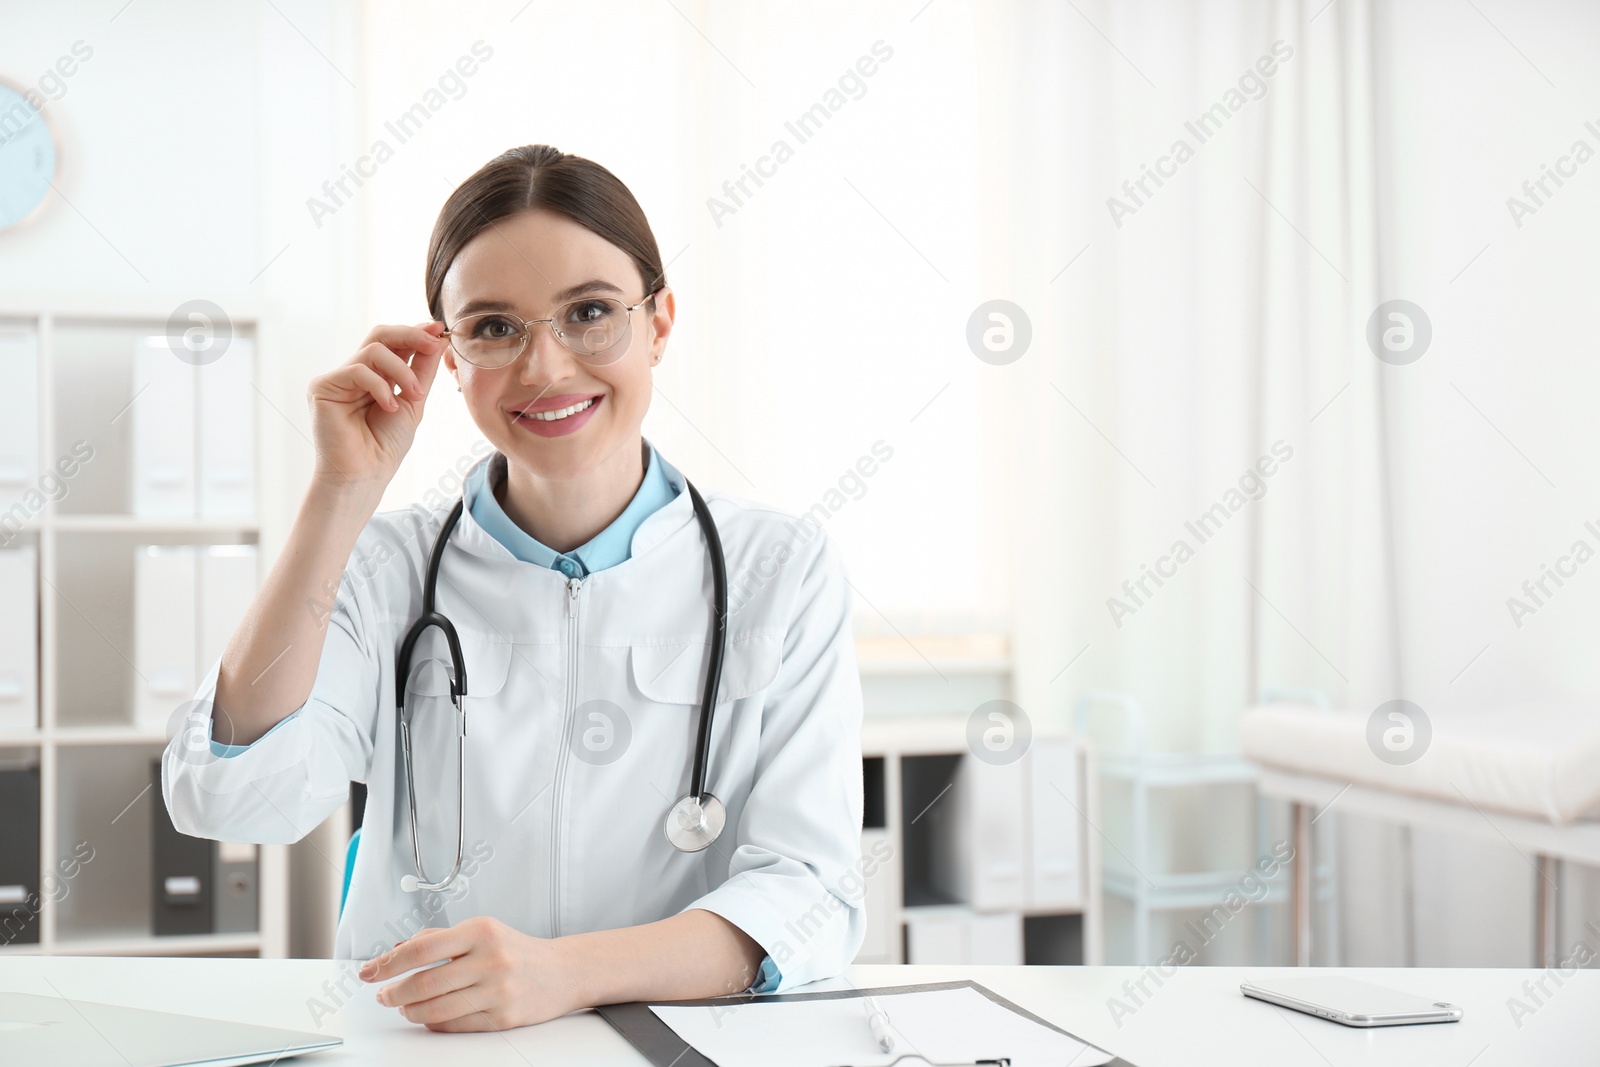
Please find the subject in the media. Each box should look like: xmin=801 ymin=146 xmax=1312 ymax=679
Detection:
xmin=441 ymin=288 xmax=662 ymax=369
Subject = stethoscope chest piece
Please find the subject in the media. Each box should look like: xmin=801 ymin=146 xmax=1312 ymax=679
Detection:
xmin=664 ymin=792 xmax=726 ymax=853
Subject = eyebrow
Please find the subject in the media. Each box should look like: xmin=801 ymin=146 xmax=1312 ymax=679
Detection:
xmin=454 ymin=278 xmax=624 ymax=318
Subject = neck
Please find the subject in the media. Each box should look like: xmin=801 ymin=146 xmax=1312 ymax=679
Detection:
xmin=497 ymin=439 xmax=647 ymax=554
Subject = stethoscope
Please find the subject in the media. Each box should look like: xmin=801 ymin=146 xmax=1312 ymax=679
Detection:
xmin=395 ymin=471 xmax=731 ymax=894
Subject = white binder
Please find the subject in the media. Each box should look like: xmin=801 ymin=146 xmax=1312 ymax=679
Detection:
xmin=1025 ymin=738 xmax=1084 ymax=907
xmin=197 ymin=339 xmax=256 ymax=519
xmin=0 ymin=546 xmax=38 ymax=731
xmin=904 ymin=907 xmax=1023 ymax=965
xmin=933 ymin=757 xmax=1027 ymax=911
xmin=0 ymin=329 xmax=38 ymax=508
xmin=131 ymin=339 xmax=196 ymax=519
xmin=133 ymin=546 xmax=197 ymax=731
xmin=197 ymin=545 xmax=257 ymax=683
xmin=854 ymin=828 xmax=897 ymax=963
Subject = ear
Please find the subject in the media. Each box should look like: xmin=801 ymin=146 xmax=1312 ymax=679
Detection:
xmin=646 ymin=285 xmax=675 ymax=361
xmin=438 ymin=333 xmax=465 ymax=387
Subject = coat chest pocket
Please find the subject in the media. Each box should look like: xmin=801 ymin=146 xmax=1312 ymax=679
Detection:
xmin=401 ymin=626 xmax=514 ymax=701
xmin=628 ymin=632 xmax=783 ymax=707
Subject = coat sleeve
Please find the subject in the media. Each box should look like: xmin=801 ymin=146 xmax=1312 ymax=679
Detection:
xmin=679 ymin=527 xmax=866 ymax=992
xmin=161 ymin=538 xmax=384 ymax=845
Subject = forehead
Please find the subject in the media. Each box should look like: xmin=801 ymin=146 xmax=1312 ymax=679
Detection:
xmin=440 ymin=208 xmax=641 ymax=315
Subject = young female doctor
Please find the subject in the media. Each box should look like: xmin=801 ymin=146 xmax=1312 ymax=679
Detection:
xmin=161 ymin=145 xmax=868 ymax=1032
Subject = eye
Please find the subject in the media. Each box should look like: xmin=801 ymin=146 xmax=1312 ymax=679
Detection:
xmin=469 ymin=315 xmax=520 ymax=339
xmin=562 ymin=299 xmax=617 ymax=326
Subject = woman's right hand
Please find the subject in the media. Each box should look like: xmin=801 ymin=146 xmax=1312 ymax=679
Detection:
xmin=307 ymin=322 xmax=447 ymax=492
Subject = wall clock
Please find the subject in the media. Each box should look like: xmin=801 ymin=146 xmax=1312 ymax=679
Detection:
xmin=0 ymin=77 xmax=59 ymax=231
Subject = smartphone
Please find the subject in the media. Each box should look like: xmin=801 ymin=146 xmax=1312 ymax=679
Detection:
xmin=1240 ymin=976 xmax=1464 ymax=1027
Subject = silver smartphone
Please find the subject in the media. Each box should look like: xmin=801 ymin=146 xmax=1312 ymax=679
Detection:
xmin=1240 ymin=976 xmax=1464 ymax=1027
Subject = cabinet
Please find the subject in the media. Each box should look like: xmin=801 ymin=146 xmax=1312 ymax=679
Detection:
xmin=0 ymin=300 xmax=287 ymax=958
xmin=855 ymin=714 xmax=1103 ymax=966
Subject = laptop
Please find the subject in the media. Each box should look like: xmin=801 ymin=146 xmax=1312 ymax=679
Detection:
xmin=0 ymin=992 xmax=342 ymax=1066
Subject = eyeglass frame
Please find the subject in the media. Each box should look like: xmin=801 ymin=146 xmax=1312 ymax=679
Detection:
xmin=439 ymin=286 xmax=665 ymax=368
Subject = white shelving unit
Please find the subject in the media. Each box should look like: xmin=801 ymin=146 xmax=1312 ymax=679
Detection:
xmin=854 ymin=637 xmax=1103 ymax=967
xmin=1075 ymin=690 xmax=1338 ymax=966
xmin=0 ymin=298 xmax=288 ymax=958
xmin=857 ymin=714 xmax=1103 ymax=966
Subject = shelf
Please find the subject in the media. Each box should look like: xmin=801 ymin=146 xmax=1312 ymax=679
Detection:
xmin=0 ymin=942 xmax=46 ymax=956
xmin=1098 ymin=752 xmax=1261 ymax=787
xmin=51 ymin=932 xmax=262 ymax=956
xmin=0 ymin=727 xmax=171 ymax=747
xmin=48 ymin=516 xmax=260 ymax=534
xmin=863 ymin=713 xmax=1071 ymax=758
xmin=1103 ymin=869 xmax=1292 ymax=908
xmin=855 ymin=633 xmax=1010 ymax=676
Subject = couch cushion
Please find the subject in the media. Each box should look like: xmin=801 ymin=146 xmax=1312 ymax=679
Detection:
xmin=1239 ymin=702 xmax=1600 ymax=824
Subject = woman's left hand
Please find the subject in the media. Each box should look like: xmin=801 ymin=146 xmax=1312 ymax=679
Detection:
xmin=359 ymin=915 xmax=584 ymax=1031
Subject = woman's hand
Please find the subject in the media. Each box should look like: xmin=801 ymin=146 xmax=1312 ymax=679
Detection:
xmin=307 ymin=322 xmax=446 ymax=493
xmin=359 ymin=916 xmax=584 ymax=1032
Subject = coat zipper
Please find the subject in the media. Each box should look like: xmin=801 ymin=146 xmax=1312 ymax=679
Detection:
xmin=551 ymin=574 xmax=581 ymax=937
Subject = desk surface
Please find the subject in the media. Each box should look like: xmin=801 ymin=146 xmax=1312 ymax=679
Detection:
xmin=2 ymin=957 xmax=1593 ymax=1066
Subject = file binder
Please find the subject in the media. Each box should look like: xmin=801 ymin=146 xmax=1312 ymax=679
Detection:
xmin=131 ymin=338 xmax=196 ymax=519
xmin=197 ymin=338 xmax=256 ymax=519
xmin=150 ymin=759 xmax=212 ymax=936
xmin=0 ymin=328 xmax=38 ymax=511
xmin=212 ymin=842 xmax=258 ymax=935
xmin=132 ymin=334 xmax=256 ymax=519
xmin=133 ymin=546 xmax=196 ymax=732
xmin=0 ymin=546 xmax=38 ymax=731
xmin=0 ymin=765 xmax=42 ymax=945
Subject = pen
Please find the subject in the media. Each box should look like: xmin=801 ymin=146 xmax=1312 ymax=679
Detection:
xmin=862 ymin=995 xmax=894 ymax=1053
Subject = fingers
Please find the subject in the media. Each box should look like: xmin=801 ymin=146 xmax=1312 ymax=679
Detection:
xmin=374 ymin=952 xmax=490 ymax=1010
xmin=360 ymin=343 xmax=427 ymax=402
xmin=420 ymin=1010 xmax=500 ymax=1033
xmin=359 ymin=925 xmax=473 ymax=984
xmin=402 ymin=988 xmax=498 ymax=1029
xmin=360 ymin=322 xmax=447 ymax=359
xmin=343 ymin=363 xmax=402 ymax=412
xmin=377 ymin=959 xmax=485 ymax=1010
xmin=412 ymin=328 xmax=445 ymax=393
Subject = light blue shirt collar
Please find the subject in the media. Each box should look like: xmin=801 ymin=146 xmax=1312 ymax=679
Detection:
xmin=464 ymin=438 xmax=679 ymax=577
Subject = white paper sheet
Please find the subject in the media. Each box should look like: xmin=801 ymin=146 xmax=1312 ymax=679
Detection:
xmin=649 ymin=985 xmax=1116 ymax=1067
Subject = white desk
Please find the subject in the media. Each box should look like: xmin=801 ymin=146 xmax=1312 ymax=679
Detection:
xmin=2 ymin=957 xmax=1595 ymax=1065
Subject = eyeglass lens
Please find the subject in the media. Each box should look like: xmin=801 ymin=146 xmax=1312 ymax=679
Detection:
xmin=450 ymin=298 xmax=633 ymax=368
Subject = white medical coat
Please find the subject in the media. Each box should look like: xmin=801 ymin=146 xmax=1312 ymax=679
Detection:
xmin=161 ymin=450 xmax=867 ymax=991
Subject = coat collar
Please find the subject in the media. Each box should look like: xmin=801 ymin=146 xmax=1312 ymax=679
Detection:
xmin=449 ymin=441 xmax=698 ymax=569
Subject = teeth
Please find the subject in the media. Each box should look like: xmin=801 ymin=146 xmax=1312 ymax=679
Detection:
xmin=522 ymin=398 xmax=595 ymax=422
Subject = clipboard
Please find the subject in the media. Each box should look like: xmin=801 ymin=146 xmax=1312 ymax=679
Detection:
xmin=594 ymin=978 xmax=1140 ymax=1067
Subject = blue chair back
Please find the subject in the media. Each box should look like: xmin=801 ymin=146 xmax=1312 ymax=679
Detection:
xmin=340 ymin=827 xmax=362 ymax=916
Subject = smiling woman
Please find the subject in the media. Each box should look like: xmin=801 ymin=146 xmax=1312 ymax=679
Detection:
xmin=162 ymin=143 xmax=868 ymax=1034
xmin=425 ymin=146 xmax=674 ymax=551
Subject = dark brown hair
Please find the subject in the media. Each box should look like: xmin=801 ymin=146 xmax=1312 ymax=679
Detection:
xmin=425 ymin=144 xmax=666 ymax=322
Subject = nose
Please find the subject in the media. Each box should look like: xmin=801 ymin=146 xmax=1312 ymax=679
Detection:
xmin=517 ymin=321 xmax=581 ymax=385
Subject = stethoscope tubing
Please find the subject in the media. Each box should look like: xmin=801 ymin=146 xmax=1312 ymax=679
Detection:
xmin=394 ymin=473 xmax=729 ymax=892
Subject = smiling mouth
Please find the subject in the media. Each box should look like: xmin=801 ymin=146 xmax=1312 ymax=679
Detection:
xmin=514 ymin=397 xmax=598 ymax=422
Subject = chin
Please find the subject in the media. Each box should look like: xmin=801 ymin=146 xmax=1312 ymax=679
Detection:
xmin=497 ymin=427 xmax=616 ymax=481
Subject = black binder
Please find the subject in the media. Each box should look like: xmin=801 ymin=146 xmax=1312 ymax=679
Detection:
xmin=150 ymin=758 xmax=213 ymax=936
xmin=0 ymin=765 xmax=41 ymax=946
